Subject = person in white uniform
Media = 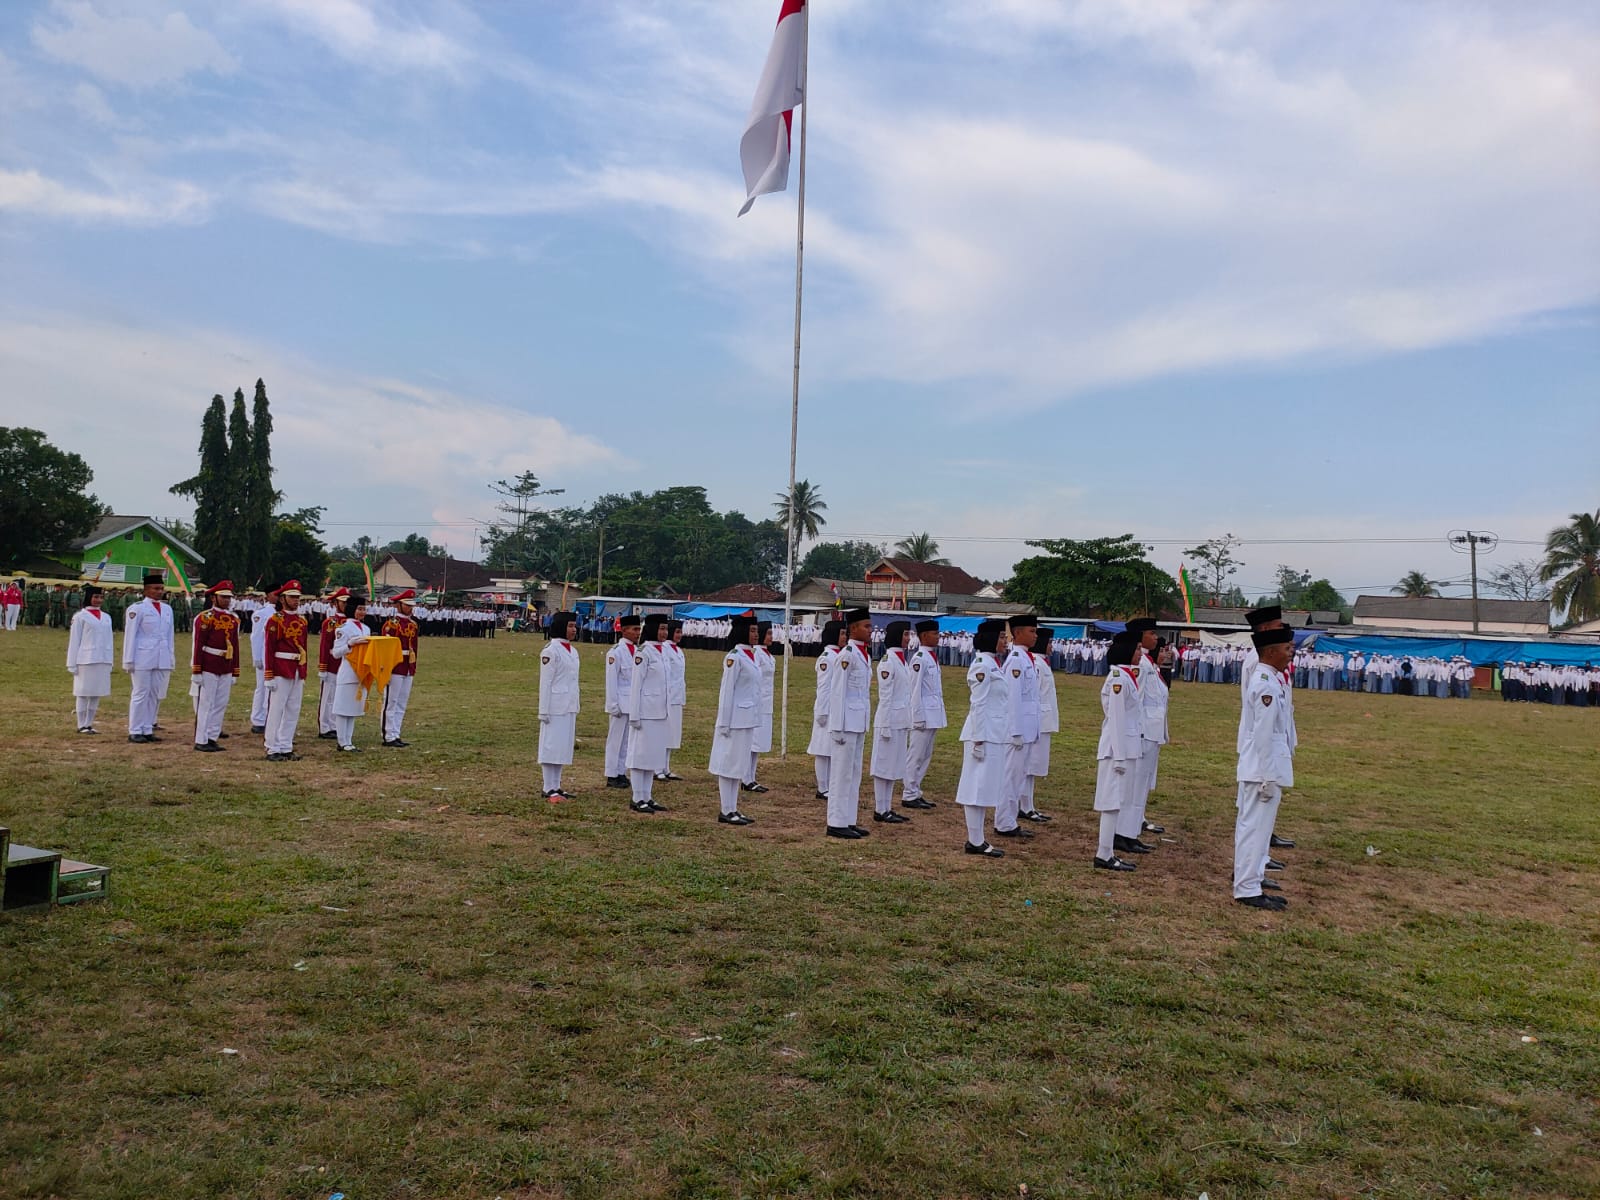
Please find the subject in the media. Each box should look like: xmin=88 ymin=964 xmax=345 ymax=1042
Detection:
xmin=824 ymin=608 xmax=874 ymax=839
xmin=868 ymin=620 xmax=915 ymax=825
xmin=1020 ymin=624 xmax=1058 ymax=824
xmin=1115 ymin=617 xmax=1167 ymax=854
xmin=806 ymin=619 xmax=846 ymax=800
xmin=329 ymin=594 xmax=371 ymax=752
xmin=626 ymin=614 xmax=673 ymax=814
xmin=248 ymin=587 xmax=277 ymax=734
xmin=603 ymin=612 xmax=641 ymax=788
xmin=902 ymin=619 xmax=944 ymax=811
xmin=657 ymin=620 xmax=688 ymax=782
xmin=122 ymin=571 xmax=175 ymax=743
xmin=955 ymin=619 xmax=1009 ymax=857
xmin=1235 ymin=627 xmax=1295 ymax=910
xmin=995 ymin=614 xmax=1041 ymax=841
xmin=708 ymin=615 xmax=761 ymax=827
xmin=67 ymin=583 xmax=114 ymax=734
xmin=1092 ymin=633 xmax=1143 ymax=871
xmin=538 ymin=611 xmax=581 ymax=800
xmin=744 ymin=620 xmax=776 ymax=794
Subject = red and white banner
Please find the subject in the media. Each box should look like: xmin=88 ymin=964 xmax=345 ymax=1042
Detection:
xmin=738 ymin=0 xmax=807 ymax=216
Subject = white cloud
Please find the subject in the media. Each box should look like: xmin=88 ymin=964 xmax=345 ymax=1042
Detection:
xmin=248 ymin=0 xmax=470 ymax=73
xmin=0 ymin=168 xmax=208 ymax=223
xmin=32 ymin=1 xmax=236 ymax=88
xmin=0 ymin=314 xmax=628 ymax=558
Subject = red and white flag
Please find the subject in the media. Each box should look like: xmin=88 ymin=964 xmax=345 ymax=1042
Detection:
xmin=738 ymin=0 xmax=807 ymax=216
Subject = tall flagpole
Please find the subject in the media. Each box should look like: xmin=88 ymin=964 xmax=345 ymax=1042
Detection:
xmin=780 ymin=2 xmax=810 ymax=760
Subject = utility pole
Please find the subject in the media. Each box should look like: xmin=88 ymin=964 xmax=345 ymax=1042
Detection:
xmin=1449 ymin=530 xmax=1499 ymax=634
xmin=597 ymin=526 xmax=604 ymax=595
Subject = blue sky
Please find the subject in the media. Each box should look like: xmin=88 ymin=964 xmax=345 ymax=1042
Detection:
xmin=2 ymin=0 xmax=1597 ymax=600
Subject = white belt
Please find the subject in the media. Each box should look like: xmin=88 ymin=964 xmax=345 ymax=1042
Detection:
xmin=401 ymin=650 xmax=412 ymax=658
xmin=274 ymin=651 xmax=302 ymax=660
xmin=201 ymin=646 xmax=229 ymax=656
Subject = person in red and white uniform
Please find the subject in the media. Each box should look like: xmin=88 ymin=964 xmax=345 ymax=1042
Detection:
xmin=657 ymin=620 xmax=688 ymax=782
xmin=67 ymin=583 xmax=114 ymax=732
xmin=708 ymin=615 xmax=762 ymax=827
xmin=330 ymin=594 xmax=372 ymax=752
xmin=825 ymin=608 xmax=875 ymax=839
xmin=380 ymin=590 xmax=420 ymax=747
xmin=868 ymin=620 xmax=914 ymax=825
xmin=743 ymin=620 xmax=776 ymax=794
xmin=902 ymin=619 xmax=944 ymax=810
xmin=625 ymin=614 xmax=673 ymax=814
xmin=2 ymin=579 xmax=22 ymax=631
xmin=263 ymin=581 xmax=310 ymax=761
xmin=316 ymin=587 xmax=348 ymax=739
xmin=603 ymin=612 xmax=640 ymax=787
xmin=538 ymin=611 xmax=581 ymax=800
xmin=191 ymin=581 xmax=241 ymax=752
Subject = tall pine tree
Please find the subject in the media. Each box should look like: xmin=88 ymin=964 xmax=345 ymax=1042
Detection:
xmin=170 ymin=395 xmax=231 ymax=579
xmin=248 ymin=379 xmax=280 ymax=585
xmin=226 ymin=389 xmax=253 ymax=582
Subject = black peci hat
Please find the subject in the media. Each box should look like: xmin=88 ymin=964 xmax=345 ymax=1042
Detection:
xmin=617 ymin=611 xmax=642 ymax=629
xmin=1245 ymin=605 xmax=1283 ymax=629
xmin=843 ymin=607 xmax=870 ymax=625
xmin=820 ymin=619 xmax=844 ymax=646
xmin=914 ymin=619 xmax=939 ymax=634
xmin=1108 ymin=632 xmax=1139 ymax=666
xmin=1125 ymin=617 xmax=1157 ymax=636
xmin=1009 ymin=614 xmax=1038 ymax=629
xmin=884 ymin=620 xmax=910 ymax=647
xmin=1251 ymin=627 xmax=1294 ymax=649
xmin=974 ymin=619 xmax=1006 ymax=655
xmin=641 ymin=613 xmax=670 ymax=641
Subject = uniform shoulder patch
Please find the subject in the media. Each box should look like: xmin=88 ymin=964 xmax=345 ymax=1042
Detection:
xmin=880 ymin=669 xmax=890 ymax=679
xmin=912 ymin=662 xmax=921 ymax=671
xmin=841 ymin=660 xmax=849 ymax=669
xmin=1112 ymin=683 xmax=1122 ymax=694
xmin=1011 ymin=668 xmax=1021 ymax=678
xmin=818 ymin=663 xmax=827 ymax=671
xmin=725 ymin=657 xmax=735 ymax=668
xmin=540 ymin=655 xmax=550 ymax=664
xmin=1262 ymin=695 xmax=1273 ymax=706
xmin=1259 ymin=671 xmax=1271 ymax=681
xmin=634 ymin=655 xmax=643 ymax=665
xmin=607 ymin=655 xmax=615 ymax=665
xmin=975 ymin=672 xmax=985 ymax=682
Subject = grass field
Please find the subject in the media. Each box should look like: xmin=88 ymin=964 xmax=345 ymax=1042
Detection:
xmin=1 ymin=629 xmax=1597 ymax=1200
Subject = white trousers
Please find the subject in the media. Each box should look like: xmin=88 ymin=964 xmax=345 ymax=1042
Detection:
xmin=1234 ymin=781 xmax=1281 ymax=898
xmin=335 ymin=714 xmax=357 ymax=747
xmin=251 ymin=665 xmax=269 ymax=727
xmin=813 ymin=756 xmax=830 ymax=794
xmin=128 ymin=668 xmax=169 ymax=735
xmin=265 ymin=676 xmax=305 ymax=754
xmin=194 ymin=673 xmax=233 ymax=745
xmin=75 ymin=696 xmax=102 ymax=728
xmin=1097 ymin=811 xmax=1119 ymax=861
xmin=629 ymin=768 xmax=655 ymax=807
xmin=904 ymin=728 xmax=937 ymax=799
xmin=1115 ymin=743 xmax=1159 ymax=840
xmin=997 ymin=742 xmax=1030 ymax=832
xmin=719 ymin=775 xmax=741 ymax=815
xmin=826 ymin=732 xmax=865 ymax=828
xmin=317 ymin=671 xmax=337 ymax=734
xmin=3 ymin=603 xmax=19 ymax=630
xmin=963 ymin=803 xmax=989 ymax=846
xmin=382 ymin=674 xmax=414 ymax=741
xmin=541 ymin=764 xmax=564 ymax=792
xmin=605 ymin=714 xmax=631 ymax=777
xmin=746 ymin=750 xmax=760 ymax=785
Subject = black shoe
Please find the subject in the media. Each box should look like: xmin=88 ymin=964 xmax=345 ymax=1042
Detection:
xmin=317 ymin=731 xmax=337 ymax=740
xmin=552 ymin=788 xmax=575 ymax=801
xmin=1019 ymin=809 xmax=1052 ymax=823
xmin=1270 ymin=834 xmax=1295 ymax=849
xmin=964 ymin=841 xmax=1004 ymax=858
xmin=661 ymin=772 xmax=684 ymax=781
xmin=144 ymin=735 xmax=163 ymax=743
xmin=1142 ymin=820 xmax=1165 ymax=834
xmin=629 ymin=801 xmax=654 ymax=813
xmin=382 ymin=739 xmax=405 ymax=748
xmin=847 ymin=824 xmax=872 ymax=837
xmin=606 ymin=776 xmax=630 ymax=789
xmin=194 ymin=742 xmax=222 ymax=752
xmin=217 ymin=732 xmax=229 ymax=739
xmin=645 ymin=800 xmax=670 ymax=813
xmin=1265 ymin=858 xmax=1286 ymax=871
xmin=1127 ymin=839 xmax=1155 ymax=854
xmin=825 ymin=825 xmax=865 ymax=839
xmin=1094 ymin=856 xmax=1136 ymax=871
xmin=718 ymin=811 xmax=755 ymax=826
xmin=251 ymin=725 xmax=266 ymax=734
xmin=1236 ymin=894 xmax=1286 ymax=910
xmin=901 ymin=797 xmax=936 ymax=811
xmin=338 ymin=745 xmax=361 ymax=753
xmin=993 ymin=826 xmax=1033 ymax=839
xmin=128 ymin=734 xmax=148 ymax=743
xmin=1112 ymin=833 xmax=1134 ymax=851
xmin=740 ymin=782 xmax=769 ymax=793
xmin=814 ymin=790 xmax=829 ymax=800
xmin=1261 ymin=878 xmax=1283 ymax=891
xmin=872 ymin=810 xmax=911 ymax=824
xmin=265 ymin=752 xmax=287 ymax=762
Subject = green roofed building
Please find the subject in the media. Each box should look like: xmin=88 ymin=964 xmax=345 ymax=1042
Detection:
xmin=67 ymin=515 xmax=205 ymax=585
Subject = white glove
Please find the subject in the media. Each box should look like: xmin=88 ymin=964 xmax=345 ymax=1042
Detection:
xmin=913 ymin=719 xmax=926 ymax=730
xmin=816 ymin=713 xmax=828 ymax=729
xmin=1010 ymin=735 xmax=1023 ymax=747
xmin=832 ymin=733 xmax=845 ymax=746
xmin=539 ymin=713 xmax=550 ymax=724
xmin=605 ymin=704 xmax=619 ymax=717
xmin=717 ymin=725 xmax=731 ymax=737
xmin=1113 ymin=763 xmax=1127 ymax=776
xmin=68 ymin=665 xmax=78 ymax=675
xmin=971 ymin=742 xmax=986 ymax=762
xmin=878 ymin=728 xmax=891 ymax=740
xmin=629 ymin=718 xmax=641 ymax=730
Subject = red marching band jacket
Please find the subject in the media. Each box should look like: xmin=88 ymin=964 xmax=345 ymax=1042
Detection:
xmin=381 ymin=614 xmax=419 ymax=676
xmin=264 ymin=612 xmax=311 ymax=681
xmin=191 ymin=607 xmax=241 ymax=677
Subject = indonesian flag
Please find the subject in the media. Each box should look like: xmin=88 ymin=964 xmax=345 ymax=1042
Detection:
xmin=738 ymin=0 xmax=807 ymax=216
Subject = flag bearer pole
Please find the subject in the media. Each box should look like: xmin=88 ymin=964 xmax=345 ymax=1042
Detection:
xmin=780 ymin=4 xmax=810 ymax=760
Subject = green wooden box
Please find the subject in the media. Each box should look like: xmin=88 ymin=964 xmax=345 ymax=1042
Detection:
xmin=57 ymin=859 xmax=111 ymax=905
xmin=3 ymin=843 xmax=61 ymax=911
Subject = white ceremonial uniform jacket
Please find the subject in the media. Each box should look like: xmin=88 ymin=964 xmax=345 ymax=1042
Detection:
xmin=1137 ymin=648 xmax=1169 ymax=745
xmin=629 ymin=641 xmax=670 ymax=721
xmin=68 ymin=607 xmax=115 ymax=668
xmin=249 ymin=602 xmax=275 ymax=668
xmin=665 ymin=642 xmax=687 ymax=707
xmin=812 ymin=645 xmax=840 ymax=727
xmin=1097 ymin=665 xmax=1145 ymax=762
xmin=1002 ymin=645 xmax=1041 ymax=743
xmin=538 ymin=638 xmax=581 ymax=716
xmin=122 ymin=598 xmax=176 ymax=671
xmin=910 ymin=644 xmax=947 ymax=729
xmin=1033 ymin=650 xmax=1059 ymax=735
xmin=958 ymin=652 xmax=1009 ymax=744
xmin=715 ymin=645 xmax=763 ymax=731
xmin=1238 ymin=665 xmax=1293 ymax=786
xmin=873 ymin=647 xmax=914 ymax=734
xmin=829 ymin=639 xmax=873 ymax=735
xmin=605 ymin=638 xmax=637 ymax=717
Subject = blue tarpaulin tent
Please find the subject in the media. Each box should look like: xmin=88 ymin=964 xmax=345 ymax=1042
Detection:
xmin=1313 ymin=634 xmax=1600 ymax=667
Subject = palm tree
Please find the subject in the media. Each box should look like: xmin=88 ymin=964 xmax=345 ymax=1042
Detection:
xmin=774 ymin=479 xmax=827 ymax=547
xmin=894 ymin=532 xmax=950 ymax=565
xmin=1391 ymin=570 xmax=1439 ymax=598
xmin=1541 ymin=508 xmax=1600 ymax=624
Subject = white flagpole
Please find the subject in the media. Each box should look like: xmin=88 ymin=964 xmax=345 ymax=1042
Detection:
xmin=780 ymin=3 xmax=810 ymax=761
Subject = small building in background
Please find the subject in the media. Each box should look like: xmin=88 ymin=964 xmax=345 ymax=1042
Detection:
xmin=1350 ymin=595 xmax=1550 ymax=637
xmin=67 ymin=515 xmax=204 ymax=584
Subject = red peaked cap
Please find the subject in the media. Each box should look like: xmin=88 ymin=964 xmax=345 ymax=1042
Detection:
xmin=393 ymin=589 xmax=416 ymax=602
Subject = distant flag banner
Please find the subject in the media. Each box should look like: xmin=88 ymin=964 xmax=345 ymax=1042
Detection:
xmin=89 ymin=551 xmax=111 ymax=581
xmin=738 ymin=0 xmax=807 ymax=216
xmin=362 ymin=557 xmax=375 ymax=596
xmin=830 ymin=580 xmax=841 ymax=608
xmin=160 ymin=546 xmax=193 ymax=595
xmin=1178 ymin=565 xmax=1194 ymax=623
